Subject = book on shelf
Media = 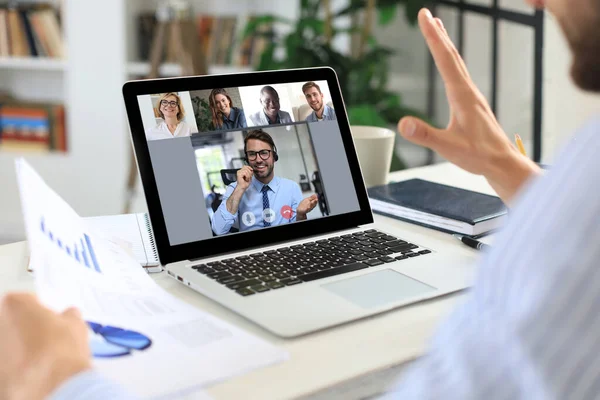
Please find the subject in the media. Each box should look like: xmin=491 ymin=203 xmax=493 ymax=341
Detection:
xmin=136 ymin=12 xmax=270 ymax=69
xmin=0 ymin=2 xmax=65 ymax=59
xmin=0 ymin=99 xmax=67 ymax=153
xmin=368 ymin=178 xmax=508 ymax=237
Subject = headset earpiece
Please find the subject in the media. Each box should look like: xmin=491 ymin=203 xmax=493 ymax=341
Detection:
xmin=273 ymin=145 xmax=279 ymax=162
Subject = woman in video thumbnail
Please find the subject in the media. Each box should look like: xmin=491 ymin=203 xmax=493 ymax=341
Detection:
xmin=146 ymin=92 xmax=193 ymax=140
xmin=209 ymin=88 xmax=247 ymax=130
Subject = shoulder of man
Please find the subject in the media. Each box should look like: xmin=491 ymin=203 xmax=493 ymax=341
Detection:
xmin=278 ymin=176 xmax=302 ymax=191
xmin=249 ymin=111 xmax=261 ymax=122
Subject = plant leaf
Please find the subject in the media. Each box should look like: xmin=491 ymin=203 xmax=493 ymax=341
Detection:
xmin=347 ymin=104 xmax=390 ymax=127
xmin=242 ymin=15 xmax=290 ymax=39
xmin=378 ymin=5 xmax=397 ymax=25
xmin=404 ymin=0 xmax=426 ymax=26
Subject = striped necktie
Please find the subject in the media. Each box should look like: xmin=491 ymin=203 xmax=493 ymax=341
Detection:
xmin=262 ymin=185 xmax=271 ymax=227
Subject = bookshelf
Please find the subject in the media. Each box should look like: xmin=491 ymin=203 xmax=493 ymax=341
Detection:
xmin=0 ymin=56 xmax=65 ymax=71
xmin=0 ymin=0 xmax=296 ymax=242
xmin=127 ymin=62 xmax=251 ymax=78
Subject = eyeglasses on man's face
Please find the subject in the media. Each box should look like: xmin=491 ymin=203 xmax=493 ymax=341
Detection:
xmin=246 ymin=149 xmax=272 ymax=161
xmin=160 ymin=100 xmax=178 ymax=108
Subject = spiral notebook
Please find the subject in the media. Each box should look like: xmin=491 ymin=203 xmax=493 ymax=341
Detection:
xmin=84 ymin=213 xmax=160 ymax=272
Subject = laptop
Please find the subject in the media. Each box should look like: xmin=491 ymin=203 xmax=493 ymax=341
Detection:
xmin=122 ymin=67 xmax=473 ymax=338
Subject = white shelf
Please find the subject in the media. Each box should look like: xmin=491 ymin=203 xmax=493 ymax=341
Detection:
xmin=127 ymin=61 xmax=252 ymax=77
xmin=0 ymin=57 xmax=66 ymax=72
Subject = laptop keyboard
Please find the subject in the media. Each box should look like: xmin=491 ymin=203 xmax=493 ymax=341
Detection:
xmin=190 ymin=229 xmax=432 ymax=296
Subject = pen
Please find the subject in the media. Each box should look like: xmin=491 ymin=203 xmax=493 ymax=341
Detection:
xmin=452 ymin=234 xmax=491 ymax=252
xmin=515 ymin=134 xmax=527 ymax=156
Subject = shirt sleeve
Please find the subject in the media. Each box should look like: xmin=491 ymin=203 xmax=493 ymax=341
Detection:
xmin=329 ymin=106 xmax=337 ymax=120
xmin=237 ymin=108 xmax=247 ymax=128
xmin=48 ymin=370 xmax=137 ymax=400
xmin=374 ymin=118 xmax=600 ymax=400
xmin=210 ymin=184 xmax=238 ymax=235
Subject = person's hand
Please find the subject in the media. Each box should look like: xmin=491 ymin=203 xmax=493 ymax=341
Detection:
xmin=398 ymin=9 xmax=540 ymax=203
xmin=0 ymin=293 xmax=91 ymax=400
xmin=236 ymin=166 xmax=254 ymax=191
xmin=525 ymin=0 xmax=545 ymax=8
xmin=297 ymin=194 xmax=318 ymax=220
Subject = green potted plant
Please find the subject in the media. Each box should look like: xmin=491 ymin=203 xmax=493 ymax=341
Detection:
xmin=242 ymin=0 xmax=429 ymax=170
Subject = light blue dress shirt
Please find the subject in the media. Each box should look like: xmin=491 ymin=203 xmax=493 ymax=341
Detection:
xmin=211 ymin=175 xmax=303 ymax=235
xmin=377 ymin=117 xmax=600 ymax=399
xmin=305 ymin=104 xmax=336 ymax=122
xmin=48 ymin=370 xmax=136 ymax=400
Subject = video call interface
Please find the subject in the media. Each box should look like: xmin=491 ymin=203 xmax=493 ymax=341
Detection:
xmin=137 ymin=80 xmax=361 ymax=246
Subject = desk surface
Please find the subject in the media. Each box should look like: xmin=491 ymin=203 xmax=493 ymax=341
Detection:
xmin=0 ymin=162 xmax=495 ymax=400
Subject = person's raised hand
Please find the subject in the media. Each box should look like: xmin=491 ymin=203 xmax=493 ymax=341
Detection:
xmin=0 ymin=293 xmax=91 ymax=400
xmin=297 ymin=194 xmax=318 ymax=219
xmin=398 ymin=9 xmax=540 ymax=203
xmin=236 ymin=166 xmax=254 ymax=191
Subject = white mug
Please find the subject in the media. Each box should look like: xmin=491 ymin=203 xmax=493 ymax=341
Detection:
xmin=350 ymin=125 xmax=396 ymax=188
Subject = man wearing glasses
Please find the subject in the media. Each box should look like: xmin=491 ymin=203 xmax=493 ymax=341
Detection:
xmin=211 ymin=129 xmax=318 ymax=235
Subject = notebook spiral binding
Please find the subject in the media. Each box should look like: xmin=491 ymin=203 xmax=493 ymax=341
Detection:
xmin=144 ymin=213 xmax=158 ymax=259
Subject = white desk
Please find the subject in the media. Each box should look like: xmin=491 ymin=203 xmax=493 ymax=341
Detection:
xmin=0 ymin=162 xmax=496 ymax=400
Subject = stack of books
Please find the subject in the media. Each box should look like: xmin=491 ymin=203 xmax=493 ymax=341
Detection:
xmin=0 ymin=99 xmax=67 ymax=152
xmin=137 ymin=13 xmax=270 ymax=67
xmin=0 ymin=3 xmax=65 ymax=58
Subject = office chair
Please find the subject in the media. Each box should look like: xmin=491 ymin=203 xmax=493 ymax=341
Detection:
xmin=220 ymin=168 xmax=240 ymax=187
xmin=311 ymin=171 xmax=329 ymax=216
xmin=299 ymin=174 xmax=311 ymax=192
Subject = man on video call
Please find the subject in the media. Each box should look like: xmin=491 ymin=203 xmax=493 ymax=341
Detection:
xmin=302 ymin=81 xmax=337 ymax=122
xmin=211 ymin=129 xmax=318 ymax=235
xmin=248 ymin=86 xmax=293 ymax=126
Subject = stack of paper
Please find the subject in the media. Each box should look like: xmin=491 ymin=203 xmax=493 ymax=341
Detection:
xmin=16 ymin=159 xmax=288 ymax=399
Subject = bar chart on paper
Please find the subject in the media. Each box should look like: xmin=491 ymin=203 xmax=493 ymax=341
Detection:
xmin=40 ymin=217 xmax=102 ymax=273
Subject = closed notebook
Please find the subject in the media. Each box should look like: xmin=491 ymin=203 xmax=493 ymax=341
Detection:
xmin=368 ymin=178 xmax=508 ymax=236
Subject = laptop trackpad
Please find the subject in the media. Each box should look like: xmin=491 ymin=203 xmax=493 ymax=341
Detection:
xmin=322 ymin=269 xmax=437 ymax=309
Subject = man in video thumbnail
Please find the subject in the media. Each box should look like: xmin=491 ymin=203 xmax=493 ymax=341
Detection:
xmin=211 ymin=129 xmax=318 ymax=235
xmin=249 ymin=86 xmax=293 ymax=126
xmin=302 ymin=81 xmax=336 ymax=122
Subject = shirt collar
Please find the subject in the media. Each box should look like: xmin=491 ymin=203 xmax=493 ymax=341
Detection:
xmin=263 ymin=110 xmax=280 ymax=124
xmin=224 ymin=107 xmax=237 ymax=123
xmin=251 ymin=175 xmax=280 ymax=193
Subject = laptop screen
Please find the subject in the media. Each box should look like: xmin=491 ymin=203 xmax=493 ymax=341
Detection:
xmin=138 ymin=80 xmax=361 ymax=245
xmin=124 ymin=68 xmax=373 ymax=263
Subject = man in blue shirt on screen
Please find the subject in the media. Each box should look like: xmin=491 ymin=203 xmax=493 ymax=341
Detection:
xmin=211 ymin=129 xmax=318 ymax=235
xmin=302 ymin=81 xmax=337 ymax=122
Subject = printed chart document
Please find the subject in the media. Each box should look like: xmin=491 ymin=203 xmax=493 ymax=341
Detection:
xmin=15 ymin=159 xmax=288 ymax=399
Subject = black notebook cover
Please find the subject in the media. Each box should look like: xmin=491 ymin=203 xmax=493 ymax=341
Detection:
xmin=367 ymin=178 xmax=507 ymax=225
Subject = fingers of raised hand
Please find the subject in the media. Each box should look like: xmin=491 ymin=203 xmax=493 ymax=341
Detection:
xmin=419 ymin=9 xmax=472 ymax=94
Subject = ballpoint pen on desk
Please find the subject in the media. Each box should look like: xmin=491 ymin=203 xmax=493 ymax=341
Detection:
xmin=515 ymin=134 xmax=527 ymax=156
xmin=453 ymin=234 xmax=492 ymax=252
